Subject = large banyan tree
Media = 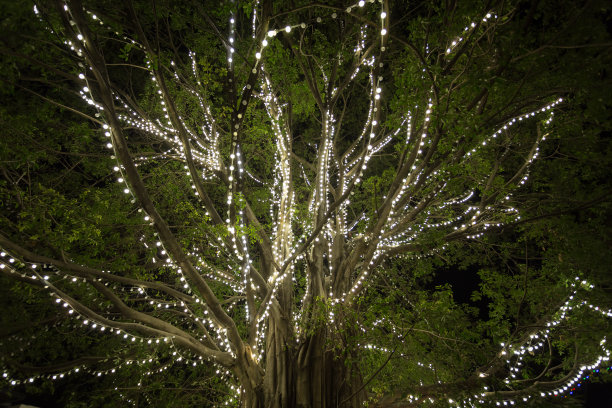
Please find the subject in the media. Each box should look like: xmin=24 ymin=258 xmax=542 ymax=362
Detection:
xmin=1 ymin=0 xmax=611 ymax=406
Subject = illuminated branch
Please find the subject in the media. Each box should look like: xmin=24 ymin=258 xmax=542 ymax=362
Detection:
xmin=0 ymin=232 xmax=191 ymax=303
xmin=60 ymin=0 xmax=248 ymax=361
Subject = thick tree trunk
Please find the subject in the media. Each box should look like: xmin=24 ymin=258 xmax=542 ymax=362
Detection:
xmin=295 ymin=329 xmax=365 ymax=408
xmin=240 ymin=327 xmax=365 ymax=408
xmin=242 ymin=387 xmax=265 ymax=408
xmin=241 ymin=241 xmax=364 ymax=407
xmin=262 ymin=316 xmax=295 ymax=407
xmin=235 ymin=349 xmax=265 ymax=408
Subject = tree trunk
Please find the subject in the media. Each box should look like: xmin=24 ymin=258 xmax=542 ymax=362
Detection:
xmin=240 ymin=326 xmax=365 ymax=408
xmin=262 ymin=315 xmax=295 ymax=407
xmin=295 ymin=329 xmax=366 ymax=408
xmin=241 ymin=243 xmax=364 ymax=407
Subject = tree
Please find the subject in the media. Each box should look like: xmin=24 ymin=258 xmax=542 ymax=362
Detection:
xmin=1 ymin=0 xmax=611 ymax=407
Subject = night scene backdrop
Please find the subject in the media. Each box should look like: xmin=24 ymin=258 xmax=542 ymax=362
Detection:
xmin=0 ymin=0 xmax=611 ymax=407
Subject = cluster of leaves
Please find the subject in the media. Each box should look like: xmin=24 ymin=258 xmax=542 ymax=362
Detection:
xmin=0 ymin=0 xmax=611 ymax=406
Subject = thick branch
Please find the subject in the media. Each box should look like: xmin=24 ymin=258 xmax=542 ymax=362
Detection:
xmin=64 ymin=0 xmax=246 ymax=359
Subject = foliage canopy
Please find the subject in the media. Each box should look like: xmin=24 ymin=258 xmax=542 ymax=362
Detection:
xmin=1 ymin=0 xmax=611 ymax=407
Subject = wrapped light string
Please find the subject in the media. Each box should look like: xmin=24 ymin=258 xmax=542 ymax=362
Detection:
xmin=13 ymin=3 xmax=591 ymax=406
xmin=451 ymin=277 xmax=612 ymax=407
xmin=445 ymin=12 xmax=498 ymax=55
xmin=465 ymin=99 xmax=562 ymax=159
xmin=72 ymin=0 xmax=394 ymax=322
xmin=21 ymin=0 xmax=314 ymax=389
xmin=76 ymin=28 xmax=242 ymax=357
xmin=2 ymin=345 xmax=227 ymax=391
xmin=377 ymin=98 xmax=561 ymax=256
xmin=0 ymin=248 xmax=234 ymax=384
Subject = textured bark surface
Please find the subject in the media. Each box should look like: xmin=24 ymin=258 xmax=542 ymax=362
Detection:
xmin=263 ymin=319 xmax=294 ymax=407
xmin=239 ymin=328 xmax=365 ymax=408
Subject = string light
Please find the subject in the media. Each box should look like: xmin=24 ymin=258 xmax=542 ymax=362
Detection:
xmin=1 ymin=4 xmax=592 ymax=407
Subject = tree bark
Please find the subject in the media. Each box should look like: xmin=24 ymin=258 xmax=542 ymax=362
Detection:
xmin=263 ymin=315 xmax=295 ymax=407
xmin=294 ymin=328 xmax=366 ymax=408
xmin=238 ymin=319 xmax=365 ymax=408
